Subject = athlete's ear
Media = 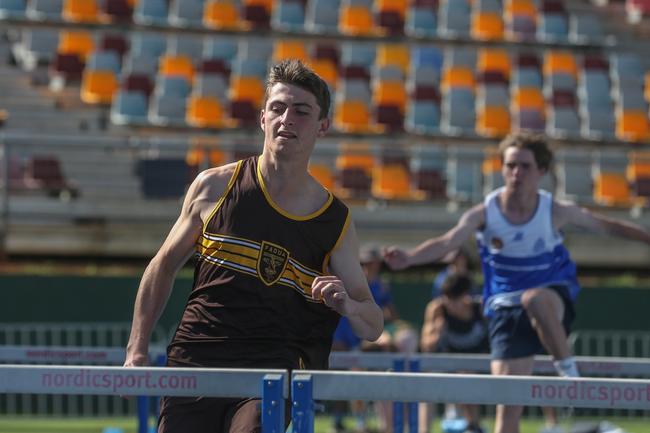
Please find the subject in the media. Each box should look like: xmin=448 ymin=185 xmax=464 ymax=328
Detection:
xmin=317 ymin=117 xmax=330 ymax=137
xmin=260 ymin=109 xmax=266 ymax=132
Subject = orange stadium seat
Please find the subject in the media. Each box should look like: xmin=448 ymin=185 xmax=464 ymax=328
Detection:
xmin=505 ymin=0 xmax=537 ymax=19
xmin=273 ymin=40 xmax=308 ymax=63
xmin=372 ymin=164 xmax=424 ymax=201
xmin=58 ymin=31 xmax=95 ymax=61
xmin=472 ymin=11 xmax=504 ymax=40
xmin=441 ymin=67 xmax=476 ymax=92
xmin=373 ymin=81 xmax=408 ymax=113
xmin=81 ymin=70 xmax=118 ymax=104
xmin=336 ymin=151 xmax=375 ymax=174
xmin=186 ymin=96 xmax=225 ymax=128
xmin=203 ymin=0 xmax=241 ymax=29
xmin=544 ymin=51 xmax=578 ymax=78
xmin=482 ymin=147 xmax=502 ymax=174
xmin=477 ymin=106 xmax=511 ymax=138
xmin=339 ymin=4 xmax=375 ymax=36
xmin=627 ymin=152 xmax=650 ymax=180
xmin=593 ymin=172 xmax=646 ymax=207
xmin=229 ymin=76 xmax=265 ymax=107
xmin=308 ymin=58 xmax=337 ymax=87
xmin=645 ymin=71 xmax=650 ymax=103
xmin=334 ymin=100 xmax=375 ymax=133
xmin=512 ymin=87 xmax=545 ymax=111
xmin=616 ymin=110 xmax=650 ymax=142
xmin=308 ymin=163 xmax=335 ymax=190
xmin=376 ymin=44 xmax=410 ymax=76
xmin=63 ymin=0 xmax=99 ymax=23
xmin=159 ymin=55 xmax=195 ymax=82
xmin=478 ymin=49 xmax=511 ymax=80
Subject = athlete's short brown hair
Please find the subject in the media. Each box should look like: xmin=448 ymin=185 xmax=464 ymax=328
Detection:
xmin=265 ymin=59 xmax=331 ymax=120
xmin=498 ymin=132 xmax=553 ymax=171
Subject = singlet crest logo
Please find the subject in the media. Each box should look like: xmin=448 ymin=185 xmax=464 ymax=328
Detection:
xmin=490 ymin=237 xmax=504 ymax=250
xmin=258 ymin=241 xmax=289 ymax=286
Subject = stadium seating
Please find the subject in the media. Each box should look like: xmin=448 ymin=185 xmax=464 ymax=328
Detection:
xmin=2 ymin=0 xmax=650 ymax=215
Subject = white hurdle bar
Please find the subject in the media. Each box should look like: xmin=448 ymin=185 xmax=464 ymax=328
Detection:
xmin=0 ymin=365 xmax=289 ymax=433
xmin=4 ymin=346 xmax=649 ymax=378
xmin=329 ymin=352 xmax=650 ymax=377
xmin=290 ymin=371 xmax=650 ymax=433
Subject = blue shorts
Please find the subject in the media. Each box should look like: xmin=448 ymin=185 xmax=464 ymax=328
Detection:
xmin=488 ymin=285 xmax=575 ymax=360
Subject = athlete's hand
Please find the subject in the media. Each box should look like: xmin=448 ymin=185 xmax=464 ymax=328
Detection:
xmin=382 ymin=246 xmax=411 ymax=271
xmin=311 ymin=275 xmax=355 ymax=316
xmin=124 ymin=350 xmax=149 ymax=368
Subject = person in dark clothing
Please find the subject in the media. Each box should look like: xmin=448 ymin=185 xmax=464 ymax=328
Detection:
xmin=419 ymin=274 xmax=488 ymax=433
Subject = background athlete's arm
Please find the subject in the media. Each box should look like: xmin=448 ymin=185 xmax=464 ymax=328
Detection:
xmin=420 ymin=299 xmax=446 ymax=353
xmin=383 ymin=204 xmax=486 ymax=270
xmin=124 ymin=167 xmax=231 ymax=367
xmin=553 ymin=200 xmax=650 ymax=244
xmin=312 ymin=221 xmax=384 ymax=342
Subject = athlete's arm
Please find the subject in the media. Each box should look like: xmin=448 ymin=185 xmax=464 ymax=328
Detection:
xmin=420 ymin=299 xmax=446 ymax=353
xmin=383 ymin=204 xmax=486 ymax=270
xmin=553 ymin=200 xmax=650 ymax=244
xmin=124 ymin=165 xmax=234 ymax=367
xmin=311 ymin=221 xmax=384 ymax=342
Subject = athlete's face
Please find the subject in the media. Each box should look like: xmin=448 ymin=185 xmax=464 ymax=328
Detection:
xmin=501 ymin=147 xmax=546 ymax=193
xmin=260 ymin=83 xmax=329 ymax=158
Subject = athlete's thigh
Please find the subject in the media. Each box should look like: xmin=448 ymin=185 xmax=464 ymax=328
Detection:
xmin=225 ymin=398 xmax=261 ymax=433
xmin=159 ymin=396 xmax=230 ymax=433
xmin=522 ymin=286 xmax=565 ymax=321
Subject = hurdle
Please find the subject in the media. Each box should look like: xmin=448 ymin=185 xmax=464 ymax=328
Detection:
xmin=329 ymin=351 xmax=650 ymax=377
xmin=0 ymin=364 xmax=289 ymax=433
xmin=290 ymin=370 xmax=650 ymax=433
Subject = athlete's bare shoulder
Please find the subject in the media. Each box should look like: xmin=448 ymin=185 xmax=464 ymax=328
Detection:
xmin=192 ymin=161 xmax=241 ymax=201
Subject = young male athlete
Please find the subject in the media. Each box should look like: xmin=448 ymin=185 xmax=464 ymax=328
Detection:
xmin=384 ymin=132 xmax=650 ymax=433
xmin=124 ymin=60 xmax=383 ymax=433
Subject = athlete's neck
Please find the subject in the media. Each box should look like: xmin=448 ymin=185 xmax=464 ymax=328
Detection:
xmin=499 ymin=188 xmax=538 ymax=222
xmin=258 ymin=152 xmax=310 ymax=192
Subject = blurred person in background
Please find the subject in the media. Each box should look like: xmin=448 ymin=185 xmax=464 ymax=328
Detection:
xmin=384 ymin=132 xmax=650 ymax=433
xmin=419 ymin=273 xmax=489 ymax=433
xmin=331 ymin=245 xmax=418 ymax=433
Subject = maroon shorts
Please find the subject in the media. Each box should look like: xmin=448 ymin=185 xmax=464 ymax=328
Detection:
xmin=158 ymin=396 xmax=290 ymax=433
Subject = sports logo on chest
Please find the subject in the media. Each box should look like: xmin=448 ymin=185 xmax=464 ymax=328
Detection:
xmin=258 ymin=241 xmax=290 ymax=286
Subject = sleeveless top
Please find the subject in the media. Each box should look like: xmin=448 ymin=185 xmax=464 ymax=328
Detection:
xmin=438 ymin=301 xmax=489 ymax=354
xmin=167 ymin=156 xmax=350 ymax=370
xmin=477 ymin=187 xmax=580 ymax=316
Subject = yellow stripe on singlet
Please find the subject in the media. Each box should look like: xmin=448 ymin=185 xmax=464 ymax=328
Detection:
xmin=196 ymin=233 xmax=322 ymax=299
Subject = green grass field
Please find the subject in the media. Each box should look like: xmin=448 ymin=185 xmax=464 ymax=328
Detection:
xmin=0 ymin=416 xmax=649 ymax=433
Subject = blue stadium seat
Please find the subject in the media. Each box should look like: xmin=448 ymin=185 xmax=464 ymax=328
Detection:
xmin=154 ymin=76 xmax=192 ymax=98
xmin=405 ymin=6 xmax=437 ymax=38
xmin=133 ymin=0 xmax=168 ymax=25
xmin=167 ymin=34 xmax=203 ymax=60
xmin=340 ymin=41 xmax=376 ymax=69
xmin=405 ymin=100 xmax=440 ymax=135
xmin=513 ymin=68 xmax=542 ymax=88
xmin=13 ymin=28 xmax=59 ymax=71
xmin=537 ymin=13 xmax=568 ymax=42
xmin=87 ymin=51 xmax=121 ymax=74
xmin=438 ymin=0 xmax=470 ymax=38
xmin=231 ymin=57 xmax=268 ymax=79
xmin=193 ymin=74 xmax=228 ymax=99
xmin=148 ymin=93 xmax=188 ymax=127
xmin=444 ymin=46 xmax=476 ymax=69
xmin=547 ymin=106 xmax=581 ymax=139
xmin=546 ymin=72 xmax=577 ymax=92
xmin=477 ymin=84 xmax=509 ymax=107
xmin=304 ymin=0 xmax=340 ymax=33
xmin=569 ymin=14 xmax=605 ymax=44
xmin=203 ymin=37 xmax=238 ymax=65
xmin=272 ymin=0 xmax=305 ymax=32
xmin=581 ymin=107 xmax=616 ymax=140
xmin=110 ymin=90 xmax=149 ymax=126
xmin=0 ymin=0 xmax=25 ymax=19
xmin=26 ymin=0 xmax=62 ymax=21
xmin=442 ymin=88 xmax=476 ymax=135
xmin=131 ymin=32 xmax=167 ymax=60
xmin=168 ymin=0 xmax=204 ymax=27
xmin=411 ymin=45 xmax=444 ymax=77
